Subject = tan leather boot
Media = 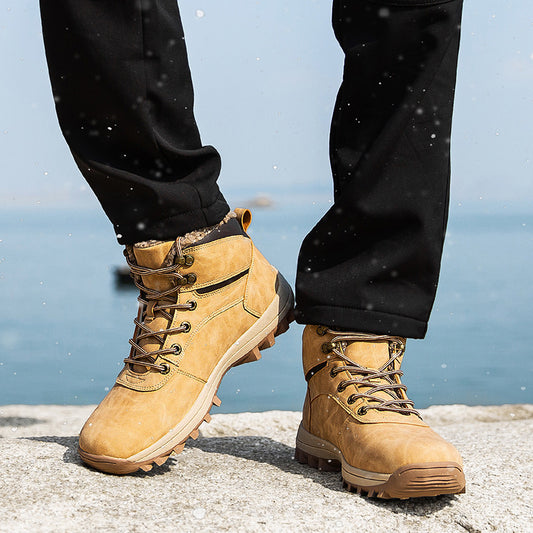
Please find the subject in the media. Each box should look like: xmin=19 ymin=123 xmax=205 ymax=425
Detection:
xmin=78 ymin=209 xmax=294 ymax=474
xmin=295 ymin=326 xmax=465 ymax=499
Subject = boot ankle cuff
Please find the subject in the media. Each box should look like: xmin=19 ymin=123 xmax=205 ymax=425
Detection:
xmin=125 ymin=211 xmax=237 ymax=263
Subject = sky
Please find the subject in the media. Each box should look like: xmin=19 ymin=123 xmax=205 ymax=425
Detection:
xmin=0 ymin=0 xmax=532 ymax=211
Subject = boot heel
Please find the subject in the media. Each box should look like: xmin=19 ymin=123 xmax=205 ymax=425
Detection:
xmin=295 ymin=446 xmax=341 ymax=472
xmin=274 ymin=309 xmax=294 ymax=337
xmin=233 ymin=308 xmax=294 ymax=368
xmin=294 ymin=446 xmax=309 ymax=464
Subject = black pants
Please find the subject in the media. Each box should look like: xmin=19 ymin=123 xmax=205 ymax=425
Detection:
xmin=40 ymin=0 xmax=463 ymax=338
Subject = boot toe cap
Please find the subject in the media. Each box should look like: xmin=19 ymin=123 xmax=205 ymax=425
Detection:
xmin=79 ymin=411 xmax=151 ymax=459
xmin=344 ymin=423 xmax=463 ymax=474
xmin=78 ymin=386 xmax=170 ymax=459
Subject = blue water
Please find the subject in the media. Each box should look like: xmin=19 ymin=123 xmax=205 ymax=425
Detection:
xmin=0 ymin=202 xmax=532 ymax=411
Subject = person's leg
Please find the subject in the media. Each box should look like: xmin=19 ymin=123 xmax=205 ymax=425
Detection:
xmin=295 ymin=0 xmax=466 ymax=498
xmin=40 ymin=0 xmax=228 ymax=244
xmin=40 ymin=0 xmax=293 ymax=474
xmin=296 ymin=0 xmax=463 ymax=339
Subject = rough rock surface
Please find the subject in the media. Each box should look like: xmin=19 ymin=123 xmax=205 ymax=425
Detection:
xmin=0 ymin=404 xmax=531 ymax=532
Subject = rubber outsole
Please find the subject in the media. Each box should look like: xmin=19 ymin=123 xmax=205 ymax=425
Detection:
xmin=295 ymin=427 xmax=466 ymax=499
xmin=78 ymin=306 xmax=294 ymax=475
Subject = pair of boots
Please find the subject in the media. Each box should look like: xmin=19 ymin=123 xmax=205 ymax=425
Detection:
xmin=79 ymin=209 xmax=465 ymax=499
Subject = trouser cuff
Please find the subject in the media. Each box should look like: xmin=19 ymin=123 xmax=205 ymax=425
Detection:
xmin=294 ymin=305 xmax=428 ymax=339
xmin=117 ymin=194 xmax=230 ymax=245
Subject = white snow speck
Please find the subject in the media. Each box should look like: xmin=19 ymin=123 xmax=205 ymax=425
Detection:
xmin=193 ymin=508 xmax=206 ymax=519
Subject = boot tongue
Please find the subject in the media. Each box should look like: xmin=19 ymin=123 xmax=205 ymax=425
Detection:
xmin=131 ymin=240 xmax=176 ymax=372
xmin=133 ymin=240 xmax=175 ymax=292
xmin=343 ymin=340 xmax=406 ymax=404
xmin=344 ymin=340 xmax=391 ymax=369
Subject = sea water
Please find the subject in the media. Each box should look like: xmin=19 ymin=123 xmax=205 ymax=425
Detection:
xmin=0 ymin=201 xmax=531 ymax=412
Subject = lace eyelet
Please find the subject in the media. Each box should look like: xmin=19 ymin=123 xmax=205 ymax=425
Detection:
xmin=171 ymin=343 xmax=182 ymax=355
xmin=357 ymin=406 xmax=368 ymax=416
xmin=321 ymin=341 xmax=336 ymax=354
xmin=329 ymin=368 xmax=337 ymax=378
xmin=187 ymin=300 xmax=197 ymax=311
xmin=337 ymin=383 xmax=346 ymax=393
xmin=177 ymin=254 xmax=194 ymax=267
xmin=160 ymin=363 xmax=171 ymax=375
xmin=181 ymin=321 xmax=191 ymax=333
xmin=316 ymin=325 xmax=328 ymax=336
xmin=347 ymin=395 xmax=356 ymax=405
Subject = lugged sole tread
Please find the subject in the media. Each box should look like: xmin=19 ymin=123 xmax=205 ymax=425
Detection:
xmin=295 ymin=446 xmax=466 ymax=500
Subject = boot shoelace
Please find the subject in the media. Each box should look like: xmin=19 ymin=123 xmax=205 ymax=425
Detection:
xmin=322 ymin=329 xmax=420 ymax=416
xmin=123 ymin=239 xmax=196 ymax=373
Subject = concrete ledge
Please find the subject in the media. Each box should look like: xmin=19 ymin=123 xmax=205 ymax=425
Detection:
xmin=1 ymin=404 xmax=531 ymax=532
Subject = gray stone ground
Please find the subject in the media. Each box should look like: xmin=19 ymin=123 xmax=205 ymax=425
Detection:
xmin=0 ymin=404 xmax=531 ymax=533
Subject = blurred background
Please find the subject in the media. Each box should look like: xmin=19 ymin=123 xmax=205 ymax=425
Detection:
xmin=0 ymin=0 xmax=532 ymax=411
